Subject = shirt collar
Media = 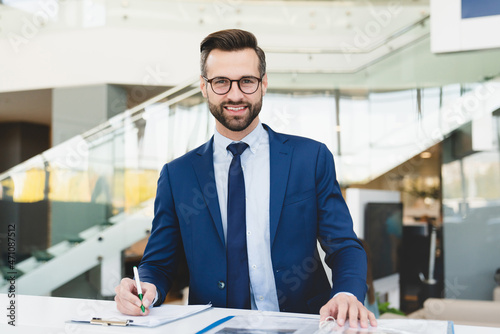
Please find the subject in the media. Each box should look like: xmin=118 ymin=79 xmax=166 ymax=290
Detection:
xmin=213 ymin=121 xmax=265 ymax=156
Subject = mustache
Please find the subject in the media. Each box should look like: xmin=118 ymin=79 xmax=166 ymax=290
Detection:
xmin=223 ymin=101 xmax=249 ymax=106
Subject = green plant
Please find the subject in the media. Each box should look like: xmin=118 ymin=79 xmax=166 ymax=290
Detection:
xmin=378 ymin=301 xmax=405 ymax=316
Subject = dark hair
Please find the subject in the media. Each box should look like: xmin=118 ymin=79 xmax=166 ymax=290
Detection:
xmin=200 ymin=29 xmax=266 ymax=77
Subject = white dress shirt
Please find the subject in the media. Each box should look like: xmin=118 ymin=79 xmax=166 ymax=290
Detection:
xmin=213 ymin=121 xmax=280 ymax=311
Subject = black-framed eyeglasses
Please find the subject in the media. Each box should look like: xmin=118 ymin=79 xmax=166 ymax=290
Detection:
xmin=202 ymin=76 xmax=262 ymax=95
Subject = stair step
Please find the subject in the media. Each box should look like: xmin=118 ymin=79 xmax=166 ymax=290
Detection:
xmin=80 ymin=225 xmax=102 ymax=239
xmin=48 ymin=241 xmax=72 ymax=257
xmin=32 ymin=250 xmax=54 ymax=262
xmin=0 ymin=266 xmax=24 ymax=280
xmin=67 ymin=236 xmax=85 ymax=244
xmin=100 ymin=221 xmax=113 ymax=227
xmin=16 ymin=257 xmax=39 ymax=273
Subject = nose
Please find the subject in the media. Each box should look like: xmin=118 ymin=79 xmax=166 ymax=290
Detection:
xmin=226 ymin=81 xmax=245 ymax=101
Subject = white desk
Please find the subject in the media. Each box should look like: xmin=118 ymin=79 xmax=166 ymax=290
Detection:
xmin=1 ymin=294 xmax=499 ymax=333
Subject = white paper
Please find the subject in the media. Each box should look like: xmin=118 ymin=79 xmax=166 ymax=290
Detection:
xmin=71 ymin=303 xmax=211 ymax=327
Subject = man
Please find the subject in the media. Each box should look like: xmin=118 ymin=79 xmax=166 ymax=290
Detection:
xmin=115 ymin=29 xmax=377 ymax=328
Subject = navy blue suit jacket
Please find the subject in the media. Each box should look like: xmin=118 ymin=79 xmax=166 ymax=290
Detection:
xmin=139 ymin=124 xmax=367 ymax=314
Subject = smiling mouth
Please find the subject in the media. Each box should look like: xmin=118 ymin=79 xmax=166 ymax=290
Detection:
xmin=225 ymin=106 xmax=246 ymax=111
xmin=224 ymin=106 xmax=248 ymax=116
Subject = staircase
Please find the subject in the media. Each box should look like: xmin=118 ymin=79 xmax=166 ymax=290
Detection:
xmin=1 ymin=202 xmax=152 ymax=296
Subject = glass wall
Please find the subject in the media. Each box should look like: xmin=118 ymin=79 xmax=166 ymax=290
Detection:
xmin=442 ymin=117 xmax=500 ymax=300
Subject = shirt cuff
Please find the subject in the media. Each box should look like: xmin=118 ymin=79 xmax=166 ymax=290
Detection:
xmin=151 ymin=290 xmax=159 ymax=308
xmin=333 ymin=292 xmax=354 ymax=298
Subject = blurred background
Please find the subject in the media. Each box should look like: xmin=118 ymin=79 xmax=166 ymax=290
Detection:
xmin=0 ymin=0 xmax=499 ymax=317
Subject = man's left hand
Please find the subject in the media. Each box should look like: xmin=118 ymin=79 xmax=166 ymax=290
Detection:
xmin=319 ymin=293 xmax=377 ymax=328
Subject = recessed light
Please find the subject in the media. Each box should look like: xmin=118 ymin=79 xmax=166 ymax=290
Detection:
xmin=420 ymin=152 xmax=432 ymax=159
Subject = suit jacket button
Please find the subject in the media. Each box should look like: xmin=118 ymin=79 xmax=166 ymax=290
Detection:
xmin=218 ymin=281 xmax=225 ymax=289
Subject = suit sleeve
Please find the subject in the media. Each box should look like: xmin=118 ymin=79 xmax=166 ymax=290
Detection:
xmin=315 ymin=143 xmax=367 ymax=302
xmin=138 ymin=164 xmax=182 ymax=306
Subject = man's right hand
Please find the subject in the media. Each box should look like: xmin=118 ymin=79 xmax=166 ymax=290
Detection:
xmin=114 ymin=278 xmax=157 ymax=316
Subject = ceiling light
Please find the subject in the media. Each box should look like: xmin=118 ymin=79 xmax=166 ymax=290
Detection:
xmin=420 ymin=152 xmax=432 ymax=159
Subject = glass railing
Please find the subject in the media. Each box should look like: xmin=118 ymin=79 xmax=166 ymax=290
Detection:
xmin=260 ymin=79 xmax=500 ymax=184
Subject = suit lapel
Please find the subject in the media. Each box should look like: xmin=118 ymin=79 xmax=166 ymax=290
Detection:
xmin=266 ymin=125 xmax=293 ymax=245
xmin=191 ymin=137 xmax=225 ymax=246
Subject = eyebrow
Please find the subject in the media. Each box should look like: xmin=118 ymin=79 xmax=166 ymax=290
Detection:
xmin=210 ymin=74 xmax=259 ymax=78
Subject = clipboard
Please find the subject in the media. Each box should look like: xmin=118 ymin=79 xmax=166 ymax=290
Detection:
xmin=90 ymin=318 xmax=132 ymax=326
xmin=70 ymin=303 xmax=211 ymax=327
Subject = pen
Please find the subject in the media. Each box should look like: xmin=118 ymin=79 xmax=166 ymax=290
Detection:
xmin=133 ymin=266 xmax=146 ymax=313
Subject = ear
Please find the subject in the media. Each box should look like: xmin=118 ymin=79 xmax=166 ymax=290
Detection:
xmin=200 ymin=76 xmax=208 ymax=98
xmin=261 ymin=73 xmax=268 ymax=96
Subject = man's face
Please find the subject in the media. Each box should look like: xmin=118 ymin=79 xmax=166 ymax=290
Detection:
xmin=200 ymin=48 xmax=268 ymax=133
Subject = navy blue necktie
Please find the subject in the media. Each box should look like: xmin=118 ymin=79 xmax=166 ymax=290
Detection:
xmin=226 ymin=142 xmax=251 ymax=309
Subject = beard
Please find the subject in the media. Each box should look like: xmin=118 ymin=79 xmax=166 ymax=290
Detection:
xmin=208 ymin=96 xmax=263 ymax=132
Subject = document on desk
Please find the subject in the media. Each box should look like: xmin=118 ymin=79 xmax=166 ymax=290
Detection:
xmin=196 ymin=314 xmax=454 ymax=334
xmin=196 ymin=313 xmax=320 ymax=334
xmin=70 ymin=303 xmax=211 ymax=327
xmin=317 ymin=319 xmax=454 ymax=334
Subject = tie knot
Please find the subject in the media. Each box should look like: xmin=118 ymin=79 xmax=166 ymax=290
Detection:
xmin=227 ymin=142 xmax=249 ymax=157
